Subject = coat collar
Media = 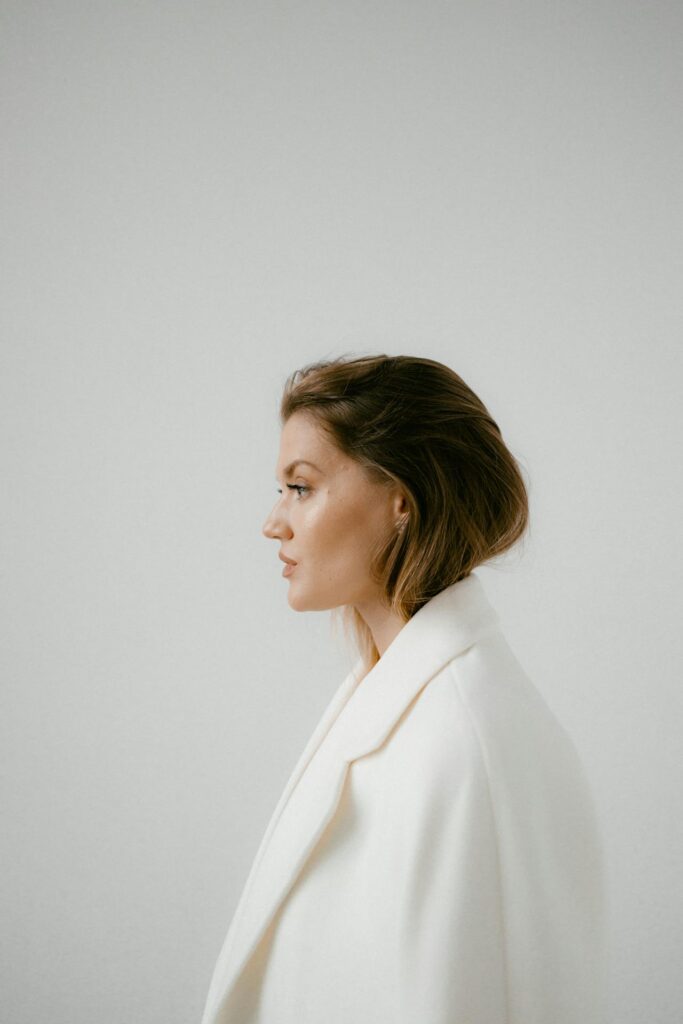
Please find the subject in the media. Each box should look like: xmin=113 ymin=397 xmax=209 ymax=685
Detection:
xmin=202 ymin=571 xmax=501 ymax=1022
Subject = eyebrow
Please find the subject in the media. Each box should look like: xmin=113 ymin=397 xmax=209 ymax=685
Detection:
xmin=275 ymin=459 xmax=323 ymax=480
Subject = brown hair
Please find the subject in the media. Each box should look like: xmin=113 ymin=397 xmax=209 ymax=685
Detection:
xmin=279 ymin=353 xmax=530 ymax=675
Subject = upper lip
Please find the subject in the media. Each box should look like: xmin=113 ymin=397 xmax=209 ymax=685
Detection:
xmin=279 ymin=552 xmax=298 ymax=565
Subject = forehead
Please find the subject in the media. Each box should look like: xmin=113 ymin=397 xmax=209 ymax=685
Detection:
xmin=274 ymin=411 xmax=325 ymax=468
xmin=274 ymin=413 xmax=338 ymax=477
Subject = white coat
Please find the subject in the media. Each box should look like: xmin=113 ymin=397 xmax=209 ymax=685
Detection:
xmin=201 ymin=571 xmax=607 ymax=1023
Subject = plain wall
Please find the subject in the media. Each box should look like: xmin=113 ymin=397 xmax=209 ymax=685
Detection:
xmin=1 ymin=1 xmax=681 ymax=1021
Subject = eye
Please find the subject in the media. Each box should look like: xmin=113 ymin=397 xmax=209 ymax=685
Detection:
xmin=276 ymin=484 xmax=310 ymax=498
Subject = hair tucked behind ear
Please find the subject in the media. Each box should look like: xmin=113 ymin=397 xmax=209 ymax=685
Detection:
xmin=279 ymin=353 xmax=530 ymax=678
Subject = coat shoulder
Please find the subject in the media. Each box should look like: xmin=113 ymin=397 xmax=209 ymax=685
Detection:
xmin=418 ymin=631 xmax=605 ymax=899
xmin=394 ymin=628 xmax=601 ymax=839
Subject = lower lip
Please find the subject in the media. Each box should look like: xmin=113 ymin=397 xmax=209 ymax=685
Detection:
xmin=282 ymin=563 xmax=297 ymax=577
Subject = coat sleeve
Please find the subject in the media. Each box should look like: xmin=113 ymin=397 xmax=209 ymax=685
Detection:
xmin=391 ymin=662 xmax=608 ymax=1024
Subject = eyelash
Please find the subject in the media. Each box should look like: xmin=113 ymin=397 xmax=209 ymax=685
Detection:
xmin=276 ymin=484 xmax=310 ymax=498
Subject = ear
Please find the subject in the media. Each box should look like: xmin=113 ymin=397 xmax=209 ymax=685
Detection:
xmin=391 ymin=491 xmax=410 ymax=521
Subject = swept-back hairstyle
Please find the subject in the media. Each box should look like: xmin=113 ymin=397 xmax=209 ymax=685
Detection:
xmin=279 ymin=354 xmax=530 ymax=677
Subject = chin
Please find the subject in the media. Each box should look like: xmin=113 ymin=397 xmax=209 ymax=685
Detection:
xmin=286 ymin=584 xmax=339 ymax=613
xmin=285 ymin=581 xmax=307 ymax=612
xmin=286 ymin=590 xmax=306 ymax=612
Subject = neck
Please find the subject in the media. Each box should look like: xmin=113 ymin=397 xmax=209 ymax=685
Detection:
xmin=354 ymin=597 xmax=408 ymax=659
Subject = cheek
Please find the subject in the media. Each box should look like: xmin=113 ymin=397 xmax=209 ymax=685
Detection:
xmin=302 ymin=504 xmax=345 ymax=548
xmin=303 ymin=496 xmax=375 ymax=554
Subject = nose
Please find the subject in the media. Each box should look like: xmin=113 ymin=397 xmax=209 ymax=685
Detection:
xmin=262 ymin=508 xmax=292 ymax=541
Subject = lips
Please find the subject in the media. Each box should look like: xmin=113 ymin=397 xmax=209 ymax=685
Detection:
xmin=279 ymin=553 xmax=298 ymax=565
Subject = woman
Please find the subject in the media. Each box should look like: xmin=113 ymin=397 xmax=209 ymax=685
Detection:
xmin=201 ymin=354 xmax=607 ymax=1024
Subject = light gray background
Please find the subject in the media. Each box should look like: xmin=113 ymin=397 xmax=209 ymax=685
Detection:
xmin=2 ymin=2 xmax=681 ymax=1022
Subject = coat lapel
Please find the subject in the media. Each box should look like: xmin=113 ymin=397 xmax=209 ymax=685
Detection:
xmin=203 ymin=571 xmax=501 ymax=1023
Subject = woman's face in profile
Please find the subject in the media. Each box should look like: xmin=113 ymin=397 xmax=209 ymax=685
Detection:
xmin=263 ymin=412 xmax=405 ymax=612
